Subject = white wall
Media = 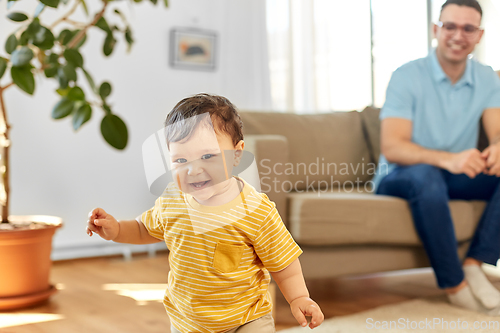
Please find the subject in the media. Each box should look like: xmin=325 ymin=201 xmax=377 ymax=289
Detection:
xmin=0 ymin=0 xmax=271 ymax=259
xmin=477 ymin=0 xmax=500 ymax=71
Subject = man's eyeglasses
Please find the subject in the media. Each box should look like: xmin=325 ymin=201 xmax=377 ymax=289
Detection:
xmin=437 ymin=21 xmax=482 ymax=38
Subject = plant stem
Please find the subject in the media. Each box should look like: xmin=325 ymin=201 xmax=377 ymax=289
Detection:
xmin=49 ymin=0 xmax=81 ymax=30
xmin=67 ymin=2 xmax=109 ymax=49
xmin=0 ymin=85 xmax=12 ymax=223
xmin=64 ymin=19 xmax=86 ymax=28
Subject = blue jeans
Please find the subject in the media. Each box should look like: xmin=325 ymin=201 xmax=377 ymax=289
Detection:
xmin=376 ymin=164 xmax=500 ymax=289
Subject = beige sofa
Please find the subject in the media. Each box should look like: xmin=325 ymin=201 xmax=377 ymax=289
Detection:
xmin=240 ymin=107 xmax=488 ymax=279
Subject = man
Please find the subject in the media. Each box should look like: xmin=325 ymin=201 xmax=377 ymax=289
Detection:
xmin=373 ymin=0 xmax=500 ymax=314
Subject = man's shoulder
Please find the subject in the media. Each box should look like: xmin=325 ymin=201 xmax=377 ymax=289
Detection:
xmin=471 ymin=59 xmax=499 ymax=83
xmin=388 ymin=57 xmax=430 ymax=87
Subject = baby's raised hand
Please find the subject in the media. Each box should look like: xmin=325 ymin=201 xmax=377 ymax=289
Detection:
xmin=290 ymin=296 xmax=324 ymax=329
xmin=86 ymin=207 xmax=119 ymax=241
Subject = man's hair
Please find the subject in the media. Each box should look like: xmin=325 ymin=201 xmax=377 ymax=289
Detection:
xmin=441 ymin=0 xmax=482 ymax=17
xmin=164 ymin=93 xmax=243 ymax=147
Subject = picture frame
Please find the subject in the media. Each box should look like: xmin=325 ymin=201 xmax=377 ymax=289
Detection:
xmin=169 ymin=27 xmax=217 ymax=71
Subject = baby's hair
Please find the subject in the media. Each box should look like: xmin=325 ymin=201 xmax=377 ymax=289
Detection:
xmin=164 ymin=93 xmax=243 ymax=147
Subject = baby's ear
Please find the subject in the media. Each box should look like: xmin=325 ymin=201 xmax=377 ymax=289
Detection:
xmin=233 ymin=140 xmax=244 ymax=166
xmin=235 ymin=140 xmax=244 ymax=150
xmin=234 ymin=150 xmax=243 ymax=166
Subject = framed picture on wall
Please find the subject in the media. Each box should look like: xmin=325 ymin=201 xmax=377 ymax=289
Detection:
xmin=169 ymin=28 xmax=217 ymax=71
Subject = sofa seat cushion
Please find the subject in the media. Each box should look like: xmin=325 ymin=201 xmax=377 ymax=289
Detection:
xmin=288 ymin=190 xmax=486 ymax=246
xmin=240 ymin=111 xmax=374 ymax=188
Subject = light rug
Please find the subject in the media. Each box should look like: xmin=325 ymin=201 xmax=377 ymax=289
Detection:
xmin=280 ymin=296 xmax=500 ymax=333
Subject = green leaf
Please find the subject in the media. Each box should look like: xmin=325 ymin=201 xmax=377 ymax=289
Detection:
xmin=59 ymin=64 xmax=77 ymax=82
xmin=164 ymin=0 xmax=168 ymax=7
xmin=56 ymin=87 xmax=70 ymax=96
xmin=33 ymin=27 xmax=55 ymax=50
xmin=72 ymin=103 xmax=92 ymax=131
xmin=101 ymin=114 xmax=128 ymax=150
xmin=67 ymin=86 xmax=85 ymax=101
xmin=63 ymin=48 xmax=83 ymax=67
xmin=150 ymin=0 xmax=158 ymax=5
xmin=0 ymin=58 xmax=7 ymax=79
xmin=11 ymin=66 xmax=35 ymax=95
xmin=7 ymin=12 xmax=28 ymax=22
xmin=5 ymin=34 xmax=18 ymax=54
xmin=52 ymin=98 xmax=75 ymax=119
xmin=57 ymin=74 xmax=68 ymax=89
xmin=34 ymin=3 xmax=46 ymax=17
xmin=18 ymin=30 xmax=30 ymax=46
xmin=40 ymin=0 xmax=60 ymax=9
xmin=82 ymin=68 xmax=96 ymax=93
xmin=125 ymin=28 xmax=133 ymax=52
xmin=44 ymin=65 xmax=58 ymax=78
xmin=27 ymin=18 xmax=41 ymax=36
xmin=46 ymin=52 xmax=60 ymax=65
xmin=58 ymin=29 xmax=73 ymax=45
xmin=95 ymin=17 xmax=111 ymax=33
xmin=103 ymin=33 xmax=116 ymax=56
xmin=99 ymin=82 xmax=112 ymax=99
xmin=11 ymin=47 xmax=34 ymax=67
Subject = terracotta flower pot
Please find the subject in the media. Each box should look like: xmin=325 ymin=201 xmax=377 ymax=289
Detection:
xmin=0 ymin=215 xmax=62 ymax=310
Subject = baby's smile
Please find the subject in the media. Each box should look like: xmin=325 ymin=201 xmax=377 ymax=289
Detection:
xmin=190 ymin=180 xmax=211 ymax=190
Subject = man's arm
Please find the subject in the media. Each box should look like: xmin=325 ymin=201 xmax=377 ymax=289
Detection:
xmin=481 ymin=107 xmax=500 ymax=176
xmin=482 ymin=108 xmax=500 ymax=145
xmin=381 ymin=118 xmax=486 ymax=178
xmin=381 ymin=118 xmax=450 ymax=167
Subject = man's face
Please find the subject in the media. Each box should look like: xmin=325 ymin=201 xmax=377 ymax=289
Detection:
xmin=434 ymin=4 xmax=483 ymax=65
xmin=169 ymin=122 xmax=240 ymax=203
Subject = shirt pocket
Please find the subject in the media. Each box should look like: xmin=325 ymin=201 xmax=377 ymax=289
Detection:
xmin=212 ymin=242 xmax=244 ymax=273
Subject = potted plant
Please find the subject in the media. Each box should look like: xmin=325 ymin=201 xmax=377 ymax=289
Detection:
xmin=0 ymin=0 xmax=168 ymax=310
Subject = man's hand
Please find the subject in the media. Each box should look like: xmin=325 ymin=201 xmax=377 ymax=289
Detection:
xmin=481 ymin=143 xmax=500 ymax=176
xmin=86 ymin=207 xmax=119 ymax=241
xmin=443 ymin=148 xmax=486 ymax=178
xmin=290 ymin=296 xmax=324 ymax=329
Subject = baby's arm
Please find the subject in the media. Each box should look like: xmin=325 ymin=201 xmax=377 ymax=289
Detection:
xmin=270 ymin=258 xmax=324 ymax=329
xmin=86 ymin=207 xmax=161 ymax=244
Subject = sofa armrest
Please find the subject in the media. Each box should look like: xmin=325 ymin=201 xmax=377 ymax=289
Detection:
xmin=244 ymin=134 xmax=290 ymax=226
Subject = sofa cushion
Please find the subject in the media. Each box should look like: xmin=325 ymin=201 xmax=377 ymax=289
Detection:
xmin=240 ymin=111 xmax=373 ymax=190
xmin=288 ymin=190 xmax=486 ymax=246
xmin=359 ymin=106 xmax=381 ymax=165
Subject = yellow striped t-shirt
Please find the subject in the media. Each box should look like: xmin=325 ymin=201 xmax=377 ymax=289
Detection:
xmin=140 ymin=177 xmax=302 ymax=333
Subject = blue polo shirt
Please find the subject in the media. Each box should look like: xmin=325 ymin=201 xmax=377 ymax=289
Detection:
xmin=373 ymin=49 xmax=500 ymax=189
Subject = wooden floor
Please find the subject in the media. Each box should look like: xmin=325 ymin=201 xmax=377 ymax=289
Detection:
xmin=2 ymin=251 xmax=499 ymax=332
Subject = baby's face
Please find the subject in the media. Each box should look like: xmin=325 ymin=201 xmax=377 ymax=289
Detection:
xmin=169 ymin=124 xmax=240 ymax=204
